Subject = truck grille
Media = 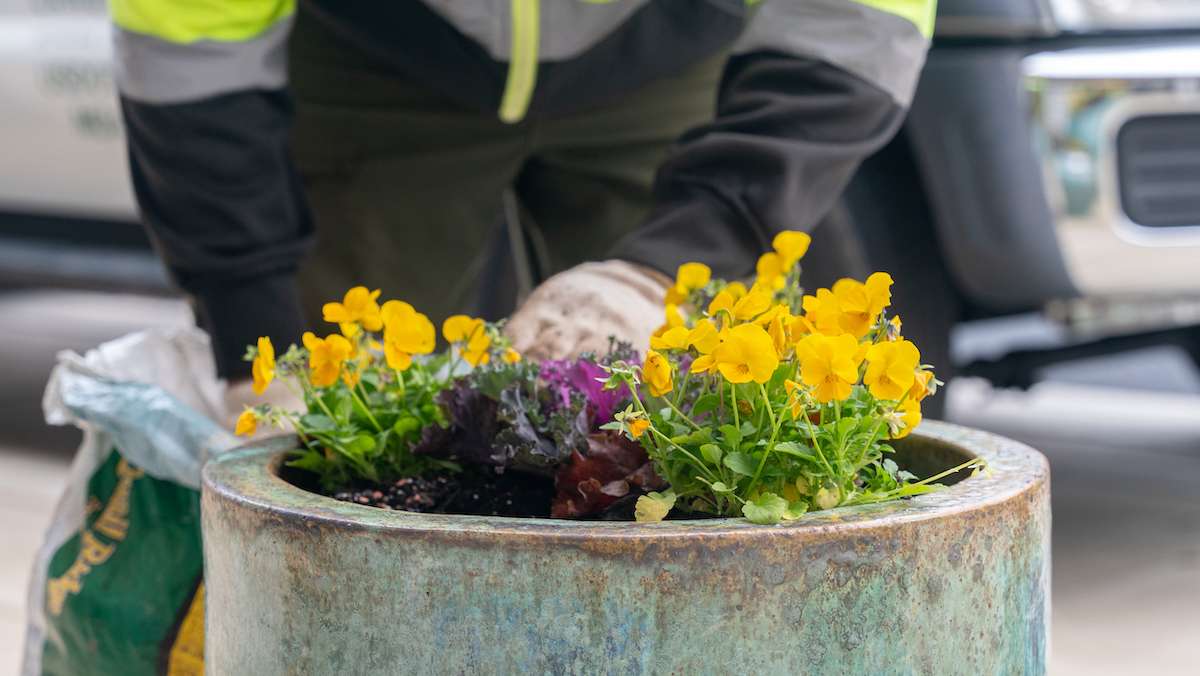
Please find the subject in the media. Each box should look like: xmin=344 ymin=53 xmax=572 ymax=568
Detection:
xmin=1117 ymin=114 xmax=1200 ymax=228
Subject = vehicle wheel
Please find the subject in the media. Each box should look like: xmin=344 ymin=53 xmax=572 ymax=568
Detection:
xmin=805 ymin=133 xmax=963 ymax=420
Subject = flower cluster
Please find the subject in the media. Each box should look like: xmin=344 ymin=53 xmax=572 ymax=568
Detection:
xmin=235 ymin=287 xmax=518 ymax=488
xmin=603 ymin=230 xmax=979 ymax=523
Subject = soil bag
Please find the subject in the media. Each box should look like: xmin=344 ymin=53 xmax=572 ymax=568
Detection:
xmin=21 ymin=328 xmax=236 ymax=676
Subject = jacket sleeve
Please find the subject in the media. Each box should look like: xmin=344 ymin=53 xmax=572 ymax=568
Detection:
xmin=112 ymin=1 xmax=311 ymax=379
xmin=610 ymin=0 xmax=936 ymax=280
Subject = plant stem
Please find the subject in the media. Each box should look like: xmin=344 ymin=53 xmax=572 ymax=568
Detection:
xmin=662 ymin=397 xmax=702 ymax=431
xmin=300 ymin=377 xmax=339 ymax=422
xmin=672 ymin=369 xmax=691 ymax=409
xmin=625 ymin=379 xmax=663 ymax=455
xmin=806 ymin=416 xmax=837 ymax=479
xmin=860 ymin=383 xmax=918 ymax=460
xmin=349 ymin=386 xmax=383 ymax=433
xmin=648 ymin=427 xmax=719 ymax=482
xmin=745 ymin=382 xmax=784 ymax=496
xmin=731 ymin=382 xmax=740 ymax=429
xmin=393 ymin=368 xmax=406 ymax=397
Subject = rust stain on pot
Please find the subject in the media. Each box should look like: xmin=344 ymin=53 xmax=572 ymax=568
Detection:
xmin=202 ymin=421 xmax=1050 ymax=675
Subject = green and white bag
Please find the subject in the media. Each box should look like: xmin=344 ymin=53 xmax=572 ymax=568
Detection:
xmin=22 ymin=329 xmax=236 ymax=676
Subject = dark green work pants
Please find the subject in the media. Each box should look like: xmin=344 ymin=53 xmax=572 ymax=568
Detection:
xmin=288 ymin=8 xmax=724 ymax=327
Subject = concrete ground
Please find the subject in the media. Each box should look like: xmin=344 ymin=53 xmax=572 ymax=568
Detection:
xmin=2 ymin=290 xmax=1199 ymax=674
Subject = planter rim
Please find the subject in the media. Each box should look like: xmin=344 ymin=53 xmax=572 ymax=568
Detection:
xmin=202 ymin=420 xmax=1047 ymax=541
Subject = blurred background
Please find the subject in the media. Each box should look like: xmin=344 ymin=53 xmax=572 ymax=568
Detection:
xmin=3 ymin=1 xmax=1200 ymax=674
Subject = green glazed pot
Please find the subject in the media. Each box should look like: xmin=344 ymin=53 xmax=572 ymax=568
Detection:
xmin=201 ymin=421 xmax=1049 ymax=675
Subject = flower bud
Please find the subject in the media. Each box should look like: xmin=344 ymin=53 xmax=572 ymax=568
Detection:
xmin=794 ymin=476 xmax=811 ymax=496
xmin=814 ymin=483 xmax=841 ymax=510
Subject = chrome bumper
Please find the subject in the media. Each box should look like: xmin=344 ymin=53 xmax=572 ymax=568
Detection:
xmin=1023 ymin=43 xmax=1200 ymax=297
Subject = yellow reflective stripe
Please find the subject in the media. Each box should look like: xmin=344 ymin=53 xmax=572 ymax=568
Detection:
xmin=499 ymin=0 xmax=540 ymax=124
xmin=110 ymin=0 xmax=295 ymax=44
xmin=852 ymin=0 xmax=937 ymax=38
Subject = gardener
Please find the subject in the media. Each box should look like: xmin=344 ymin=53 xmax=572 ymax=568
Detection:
xmin=112 ymin=0 xmax=936 ymax=412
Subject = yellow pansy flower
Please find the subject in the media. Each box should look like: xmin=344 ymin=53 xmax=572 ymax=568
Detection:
xmin=442 ymin=315 xmax=485 ymax=343
xmin=690 ymin=355 xmax=718 ymax=375
xmin=766 ymin=312 xmax=790 ymax=356
xmin=665 ymin=303 xmax=685 ymax=328
xmin=303 ymin=332 xmax=354 ymax=388
xmin=795 ymin=333 xmax=864 ymax=403
xmin=788 ymin=313 xmax=817 ymax=339
xmin=462 ymin=329 xmax=492 ymax=367
xmin=323 ymin=286 xmax=383 ymax=337
xmin=831 ymin=272 xmax=893 ymax=338
xmin=892 ymin=397 xmax=922 ymax=439
xmin=801 ymin=288 xmax=844 ymax=336
xmin=864 ymin=339 xmax=920 ymax=401
xmin=653 ymin=303 xmax=687 ymax=339
xmin=503 ymin=347 xmax=521 ymax=364
xmin=251 ymin=336 xmax=275 ymax=396
xmin=234 ymin=409 xmax=258 ymax=437
xmin=650 ymin=326 xmax=691 ymax=351
xmin=912 ymin=369 xmax=934 ymax=402
xmin=665 ymin=262 xmax=712 ymax=305
xmin=687 ymin=319 xmax=720 ymax=354
xmin=712 ymin=323 xmax=779 ymax=384
xmin=677 ymin=262 xmax=711 ymax=290
xmin=784 ymin=379 xmax=807 ymax=419
xmin=772 ymin=230 xmax=812 ymax=268
xmin=707 ymin=290 xmax=735 ymax=318
xmin=628 ymin=417 xmax=650 ymax=439
xmin=642 ymin=349 xmax=674 ymax=397
xmin=755 ymin=252 xmax=786 ymax=290
xmin=380 ymin=301 xmax=435 ymax=371
xmin=732 ymin=284 xmax=773 ymax=322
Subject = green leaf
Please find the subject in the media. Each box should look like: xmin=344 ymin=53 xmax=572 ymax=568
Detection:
xmin=700 ymin=443 xmax=723 ymax=466
xmin=635 ymin=490 xmax=677 ymax=523
xmin=773 ymin=441 xmax=815 ymax=461
xmin=392 ymin=416 xmax=421 ymax=437
xmin=658 ymin=406 xmax=674 ymax=421
xmin=691 ymin=394 xmax=720 ymax=418
xmin=598 ymin=421 xmax=623 ymax=431
xmin=346 ymin=433 xmax=376 ymax=457
xmin=335 ymin=392 xmax=355 ymax=423
xmin=286 ymin=450 xmax=327 ymax=473
xmin=299 ymin=414 xmax=336 ymax=432
xmin=782 ymin=501 xmax=809 ymax=521
xmin=740 ymin=420 xmax=758 ymax=437
xmin=719 ymin=424 xmax=742 ymax=449
xmin=893 ymin=483 xmax=939 ymax=498
xmin=709 ymin=481 xmax=734 ymax=494
xmin=723 ymin=452 xmax=758 ymax=477
xmin=742 ymin=492 xmax=788 ymax=524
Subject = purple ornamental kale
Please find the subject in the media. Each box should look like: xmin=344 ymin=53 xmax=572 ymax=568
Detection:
xmin=539 ymin=357 xmax=624 ymax=428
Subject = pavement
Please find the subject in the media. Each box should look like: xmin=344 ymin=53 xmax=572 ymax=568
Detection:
xmin=2 ymin=290 xmax=1199 ymax=674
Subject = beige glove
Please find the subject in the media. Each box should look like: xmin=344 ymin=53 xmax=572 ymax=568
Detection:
xmin=223 ymin=378 xmax=305 ymax=438
xmin=506 ymin=260 xmax=670 ymax=360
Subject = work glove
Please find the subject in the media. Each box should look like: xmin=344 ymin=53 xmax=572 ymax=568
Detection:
xmin=223 ymin=378 xmax=305 ymax=438
xmin=506 ymin=260 xmax=670 ymax=360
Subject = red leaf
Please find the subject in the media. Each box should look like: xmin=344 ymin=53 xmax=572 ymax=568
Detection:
xmin=551 ymin=432 xmax=666 ymax=518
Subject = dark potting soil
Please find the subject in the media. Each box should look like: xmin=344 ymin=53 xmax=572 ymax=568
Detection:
xmin=328 ymin=467 xmax=556 ymax=518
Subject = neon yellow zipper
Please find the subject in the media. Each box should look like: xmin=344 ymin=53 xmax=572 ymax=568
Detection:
xmin=498 ymin=0 xmax=540 ymax=123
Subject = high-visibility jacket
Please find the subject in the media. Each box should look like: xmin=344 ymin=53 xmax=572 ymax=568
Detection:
xmin=113 ymin=0 xmax=937 ymax=378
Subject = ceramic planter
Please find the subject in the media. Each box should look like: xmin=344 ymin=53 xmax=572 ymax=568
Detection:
xmin=201 ymin=420 xmax=1049 ymax=675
